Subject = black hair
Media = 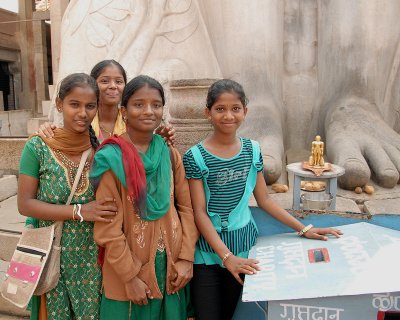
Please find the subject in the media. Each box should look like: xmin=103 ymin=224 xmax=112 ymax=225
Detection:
xmin=206 ymin=79 xmax=249 ymax=109
xmin=90 ymin=59 xmax=127 ymax=83
xmin=89 ymin=125 xmax=100 ymax=149
xmin=121 ymin=75 xmax=165 ymax=107
xmin=57 ymin=73 xmax=100 ymax=149
xmin=57 ymin=72 xmax=99 ymax=101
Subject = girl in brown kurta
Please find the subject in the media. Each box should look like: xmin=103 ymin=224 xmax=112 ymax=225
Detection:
xmin=91 ymin=75 xmax=198 ymax=319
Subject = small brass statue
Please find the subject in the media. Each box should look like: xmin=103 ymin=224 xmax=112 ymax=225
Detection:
xmin=302 ymin=135 xmax=331 ymax=176
xmin=309 ymin=135 xmax=325 ymax=167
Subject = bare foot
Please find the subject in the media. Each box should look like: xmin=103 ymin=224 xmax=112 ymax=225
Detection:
xmin=325 ymin=98 xmax=400 ymax=189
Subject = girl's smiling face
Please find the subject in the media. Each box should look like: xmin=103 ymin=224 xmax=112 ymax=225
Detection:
xmin=206 ymin=91 xmax=247 ymax=134
xmin=122 ymin=84 xmax=164 ymax=134
xmin=96 ymin=65 xmax=125 ymax=106
xmin=56 ymin=85 xmax=98 ymax=133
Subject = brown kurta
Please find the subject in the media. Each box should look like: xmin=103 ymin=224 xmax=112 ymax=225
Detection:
xmin=93 ymin=147 xmax=198 ymax=301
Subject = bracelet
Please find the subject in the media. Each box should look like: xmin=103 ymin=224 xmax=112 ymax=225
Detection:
xmin=222 ymin=251 xmax=233 ymax=266
xmin=75 ymin=204 xmax=84 ymax=223
xmin=72 ymin=204 xmax=76 ymax=220
xmin=298 ymin=224 xmax=313 ymax=237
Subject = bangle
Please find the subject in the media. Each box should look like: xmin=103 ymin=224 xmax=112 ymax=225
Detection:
xmin=75 ymin=204 xmax=84 ymax=223
xmin=222 ymin=251 xmax=233 ymax=266
xmin=72 ymin=204 xmax=76 ymax=220
xmin=298 ymin=224 xmax=313 ymax=237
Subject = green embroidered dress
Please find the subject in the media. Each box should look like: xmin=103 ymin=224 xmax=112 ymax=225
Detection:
xmin=20 ymin=136 xmax=101 ymax=320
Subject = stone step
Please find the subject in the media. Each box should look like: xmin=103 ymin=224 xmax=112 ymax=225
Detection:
xmin=0 ymin=176 xmax=17 ymax=202
xmin=0 ymin=195 xmax=24 ymax=294
xmin=41 ymin=100 xmax=51 ymax=117
xmin=26 ymin=117 xmax=47 ymax=135
xmin=364 ymin=198 xmax=400 ymax=215
xmin=0 ymin=138 xmax=27 ymax=176
xmin=0 ymin=195 xmax=25 ymax=262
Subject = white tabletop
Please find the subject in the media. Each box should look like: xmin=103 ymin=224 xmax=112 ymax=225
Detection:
xmin=286 ymin=162 xmax=345 ymax=178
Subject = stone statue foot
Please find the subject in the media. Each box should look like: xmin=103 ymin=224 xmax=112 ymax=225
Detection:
xmin=239 ymin=104 xmax=284 ymax=184
xmin=325 ymin=98 xmax=400 ymax=189
xmin=258 ymin=134 xmax=285 ymax=184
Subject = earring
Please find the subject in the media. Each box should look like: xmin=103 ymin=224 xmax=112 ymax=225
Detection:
xmin=123 ymin=116 xmax=127 ymax=122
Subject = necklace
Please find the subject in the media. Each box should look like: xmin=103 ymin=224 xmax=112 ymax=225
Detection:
xmin=99 ymin=124 xmax=113 ymax=136
xmin=98 ymin=106 xmax=118 ymax=137
xmin=53 ymin=149 xmax=90 ymax=194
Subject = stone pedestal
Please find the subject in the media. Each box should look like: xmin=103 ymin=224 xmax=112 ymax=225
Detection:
xmin=169 ymin=79 xmax=217 ymax=154
xmin=286 ymin=162 xmax=345 ymax=210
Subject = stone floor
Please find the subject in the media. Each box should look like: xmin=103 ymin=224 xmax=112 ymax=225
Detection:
xmin=1 ymin=180 xmax=400 ymax=317
xmin=0 ymin=195 xmax=26 ymax=234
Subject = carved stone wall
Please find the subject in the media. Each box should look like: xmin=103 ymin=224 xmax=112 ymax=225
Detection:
xmin=52 ymin=0 xmax=400 ymax=189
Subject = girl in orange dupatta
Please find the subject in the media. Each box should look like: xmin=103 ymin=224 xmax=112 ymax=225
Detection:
xmin=18 ymin=73 xmax=117 ymax=320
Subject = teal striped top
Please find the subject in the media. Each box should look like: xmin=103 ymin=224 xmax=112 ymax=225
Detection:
xmin=183 ymin=138 xmax=263 ymax=264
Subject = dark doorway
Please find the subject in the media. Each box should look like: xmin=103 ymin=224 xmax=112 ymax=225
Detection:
xmin=0 ymin=61 xmax=15 ymax=110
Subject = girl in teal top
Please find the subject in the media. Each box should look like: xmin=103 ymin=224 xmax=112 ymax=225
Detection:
xmin=183 ymin=79 xmax=343 ymax=320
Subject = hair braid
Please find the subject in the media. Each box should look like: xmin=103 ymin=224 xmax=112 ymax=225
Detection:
xmin=89 ymin=125 xmax=100 ymax=149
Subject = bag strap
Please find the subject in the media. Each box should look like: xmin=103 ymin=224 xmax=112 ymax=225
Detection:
xmin=250 ymin=140 xmax=261 ymax=165
xmin=66 ymin=148 xmax=92 ymax=205
xmin=191 ymin=145 xmax=209 ymax=178
xmin=53 ymin=147 xmax=91 ymax=234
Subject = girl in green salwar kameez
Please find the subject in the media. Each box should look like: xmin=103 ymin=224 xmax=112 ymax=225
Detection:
xmin=18 ymin=73 xmax=117 ymax=320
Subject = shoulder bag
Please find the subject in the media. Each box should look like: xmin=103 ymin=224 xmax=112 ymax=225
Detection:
xmin=0 ymin=148 xmax=92 ymax=308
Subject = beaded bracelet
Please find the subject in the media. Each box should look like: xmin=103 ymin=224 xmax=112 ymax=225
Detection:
xmin=222 ymin=251 xmax=233 ymax=266
xmin=298 ymin=224 xmax=313 ymax=237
